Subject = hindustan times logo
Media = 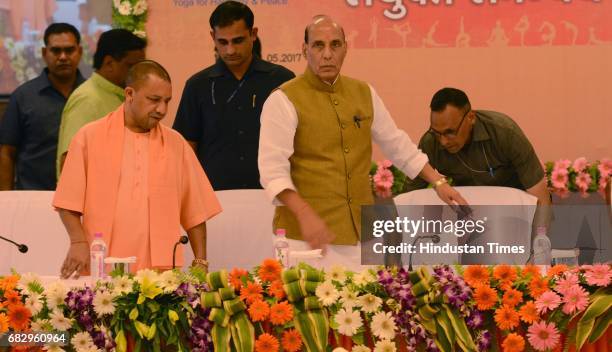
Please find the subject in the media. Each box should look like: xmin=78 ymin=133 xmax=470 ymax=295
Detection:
xmin=372 ymin=217 xmax=487 ymax=238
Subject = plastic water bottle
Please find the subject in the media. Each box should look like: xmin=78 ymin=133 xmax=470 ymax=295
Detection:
xmin=90 ymin=232 xmax=107 ymax=280
xmin=274 ymin=229 xmax=289 ymax=267
xmin=532 ymin=226 xmax=552 ymax=265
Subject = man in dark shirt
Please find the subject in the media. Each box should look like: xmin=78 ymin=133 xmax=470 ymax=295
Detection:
xmin=173 ymin=1 xmax=294 ymax=190
xmin=0 ymin=23 xmax=85 ymax=190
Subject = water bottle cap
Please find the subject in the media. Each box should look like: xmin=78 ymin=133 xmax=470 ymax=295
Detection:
xmin=94 ymin=232 xmax=103 ymax=238
xmin=275 ymin=228 xmax=286 ymax=236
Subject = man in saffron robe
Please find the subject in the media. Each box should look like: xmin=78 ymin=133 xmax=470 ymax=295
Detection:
xmin=53 ymin=60 xmax=222 ymax=278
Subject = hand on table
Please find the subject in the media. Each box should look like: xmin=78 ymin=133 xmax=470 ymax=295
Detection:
xmin=60 ymin=242 xmax=90 ymax=279
xmin=296 ymin=205 xmax=336 ymax=253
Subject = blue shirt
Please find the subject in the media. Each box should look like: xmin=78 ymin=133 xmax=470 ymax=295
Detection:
xmin=0 ymin=69 xmax=85 ymax=190
xmin=173 ymin=56 xmax=294 ymax=190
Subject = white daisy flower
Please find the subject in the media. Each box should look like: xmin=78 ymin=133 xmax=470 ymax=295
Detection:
xmin=31 ymin=318 xmax=50 ymax=332
xmin=18 ymin=272 xmax=41 ymax=293
xmin=159 ymin=270 xmax=180 ymax=293
xmin=332 ymin=348 xmax=349 ymax=352
xmin=132 ymin=0 xmax=148 ymax=15
xmin=334 ymin=308 xmax=363 ymax=336
xmin=374 ymin=339 xmax=396 ymax=352
xmin=371 ymin=311 xmax=397 ymax=340
xmin=117 ymin=1 xmax=132 ymax=16
xmin=113 ymin=0 xmax=122 ymax=9
xmin=71 ymin=332 xmax=94 ymax=351
xmin=25 ymin=292 xmax=43 ymax=316
xmin=353 ymin=345 xmax=372 ymax=352
xmin=112 ymin=275 xmax=134 ymax=295
xmin=133 ymin=30 xmax=146 ymax=39
xmin=45 ymin=281 xmax=68 ymax=310
xmin=339 ymin=287 xmax=359 ymax=310
xmin=327 ymin=265 xmax=347 ymax=283
xmin=43 ymin=344 xmax=66 ymax=352
xmin=315 ymin=280 xmax=339 ymax=306
xmin=354 ymin=268 xmax=377 ymax=286
xmin=359 ymin=293 xmax=382 ymax=313
xmin=93 ymin=290 xmax=116 ymax=315
xmin=49 ymin=310 xmax=73 ymax=331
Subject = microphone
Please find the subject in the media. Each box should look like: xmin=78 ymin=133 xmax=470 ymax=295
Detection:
xmin=408 ymin=234 xmax=440 ymax=271
xmin=0 ymin=235 xmax=28 ymax=253
xmin=172 ymin=235 xmax=189 ymax=269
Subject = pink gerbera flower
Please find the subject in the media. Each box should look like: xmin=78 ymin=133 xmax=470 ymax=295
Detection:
xmin=561 ymin=285 xmax=589 ymax=315
xmin=572 ymin=157 xmax=588 ymax=173
xmin=535 ymin=290 xmax=561 ymax=314
xmin=377 ymin=159 xmax=393 ymax=169
xmin=527 ymin=321 xmax=560 ymax=351
xmin=598 ymin=158 xmax=611 ymax=178
xmin=550 ymin=168 xmax=568 ymax=190
xmin=373 ymin=168 xmax=394 ymax=189
xmin=583 ymin=264 xmax=612 ymax=287
xmin=554 ymin=159 xmax=571 ymax=170
xmin=554 ymin=272 xmax=579 ymax=296
xmin=574 ymin=172 xmax=592 ymax=193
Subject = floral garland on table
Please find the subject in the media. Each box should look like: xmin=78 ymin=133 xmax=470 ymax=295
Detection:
xmin=112 ymin=0 xmax=148 ymax=38
xmin=545 ymin=158 xmax=611 ymax=198
xmin=0 ymin=263 xmax=610 ymax=352
xmin=371 ymin=158 xmax=612 ymax=199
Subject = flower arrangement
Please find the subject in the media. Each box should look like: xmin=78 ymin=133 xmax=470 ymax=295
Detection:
xmin=371 ymin=158 xmax=611 ymax=199
xmin=1 ymin=263 xmax=610 ymax=352
xmin=545 ymin=158 xmax=611 ymax=198
xmin=112 ymin=0 xmax=148 ymax=38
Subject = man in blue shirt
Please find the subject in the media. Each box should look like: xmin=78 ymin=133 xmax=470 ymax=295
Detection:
xmin=0 ymin=23 xmax=85 ymax=190
xmin=173 ymin=1 xmax=294 ymax=190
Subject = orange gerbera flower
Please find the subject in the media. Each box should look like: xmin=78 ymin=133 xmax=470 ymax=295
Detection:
xmin=463 ymin=265 xmax=490 ymax=288
xmin=502 ymin=288 xmax=524 ymax=308
xmin=494 ymin=265 xmax=518 ymax=286
xmin=269 ymin=280 xmax=286 ymax=300
xmin=281 ymin=329 xmax=302 ymax=352
xmin=495 ymin=305 xmax=520 ymax=331
xmin=518 ymin=301 xmax=539 ymax=324
xmin=0 ymin=313 xmax=9 ymax=333
xmin=4 ymin=290 xmax=22 ymax=309
xmin=547 ymin=265 xmax=568 ymax=278
xmin=0 ymin=275 xmax=19 ymax=291
xmin=258 ymin=259 xmax=282 ymax=282
xmin=502 ymin=333 xmax=525 ymax=352
xmin=269 ymin=301 xmax=294 ymax=325
xmin=240 ymin=281 xmax=263 ymax=304
xmin=248 ymin=299 xmax=270 ymax=322
xmin=474 ymin=285 xmax=498 ymax=310
xmin=229 ymin=268 xmax=249 ymax=291
xmin=255 ymin=333 xmax=280 ymax=352
xmin=521 ymin=265 xmax=541 ymax=279
xmin=529 ymin=277 xmax=549 ymax=299
xmin=8 ymin=304 xmax=31 ymax=331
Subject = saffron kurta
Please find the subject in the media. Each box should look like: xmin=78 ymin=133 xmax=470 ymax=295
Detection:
xmin=53 ymin=104 xmax=222 ymax=271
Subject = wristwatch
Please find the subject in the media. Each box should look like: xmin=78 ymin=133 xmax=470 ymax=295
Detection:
xmin=432 ymin=177 xmax=448 ymax=188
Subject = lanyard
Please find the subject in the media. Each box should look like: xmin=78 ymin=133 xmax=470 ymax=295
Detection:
xmin=211 ymin=78 xmax=246 ymax=105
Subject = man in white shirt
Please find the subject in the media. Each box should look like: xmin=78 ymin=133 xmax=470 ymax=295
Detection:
xmin=258 ymin=15 xmax=466 ymax=268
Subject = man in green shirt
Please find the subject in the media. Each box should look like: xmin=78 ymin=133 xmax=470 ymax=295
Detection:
xmin=56 ymin=29 xmax=146 ymax=177
xmin=405 ymin=87 xmax=551 ymax=247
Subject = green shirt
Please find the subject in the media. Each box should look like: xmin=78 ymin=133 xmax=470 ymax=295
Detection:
xmin=404 ymin=110 xmax=544 ymax=192
xmin=56 ymin=72 xmax=125 ymax=178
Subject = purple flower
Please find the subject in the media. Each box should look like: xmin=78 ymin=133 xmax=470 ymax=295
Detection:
xmin=476 ymin=330 xmax=492 ymax=352
xmin=466 ymin=310 xmax=484 ymax=329
xmin=426 ymin=338 xmax=440 ymax=352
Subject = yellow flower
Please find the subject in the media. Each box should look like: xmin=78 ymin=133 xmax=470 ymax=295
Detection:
xmin=115 ymin=330 xmax=127 ymax=352
xmin=134 ymin=321 xmax=149 ymax=338
xmin=168 ymin=310 xmax=179 ymax=325
xmin=137 ymin=277 xmax=162 ymax=304
xmin=129 ymin=307 xmax=139 ymax=320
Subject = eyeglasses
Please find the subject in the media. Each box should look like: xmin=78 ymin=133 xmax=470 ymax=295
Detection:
xmin=429 ymin=109 xmax=470 ymax=139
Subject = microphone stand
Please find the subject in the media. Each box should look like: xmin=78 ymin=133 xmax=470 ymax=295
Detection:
xmin=172 ymin=235 xmax=189 ymax=269
xmin=408 ymin=234 xmax=440 ymax=271
xmin=0 ymin=235 xmax=29 ymax=253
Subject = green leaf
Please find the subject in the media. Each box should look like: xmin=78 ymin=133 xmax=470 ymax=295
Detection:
xmin=588 ymin=308 xmax=612 ymax=343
